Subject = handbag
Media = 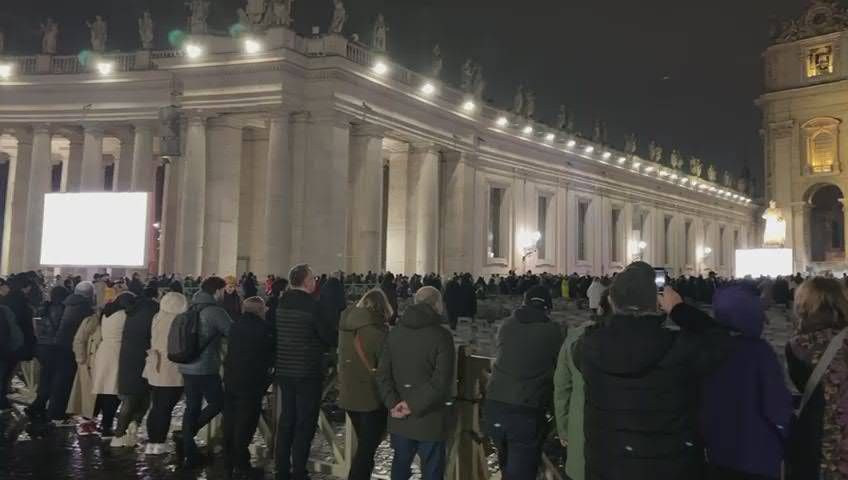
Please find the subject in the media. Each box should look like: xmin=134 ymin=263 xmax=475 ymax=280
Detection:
xmin=795 ymin=327 xmax=848 ymax=417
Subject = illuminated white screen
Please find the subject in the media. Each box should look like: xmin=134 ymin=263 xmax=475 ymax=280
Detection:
xmin=40 ymin=192 xmax=148 ymax=267
xmin=735 ymin=248 xmax=793 ymax=278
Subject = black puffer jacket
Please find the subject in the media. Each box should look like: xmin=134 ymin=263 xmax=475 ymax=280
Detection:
xmin=3 ymin=290 xmax=35 ymax=360
xmin=574 ymin=303 xmax=728 ymax=480
xmin=55 ymin=294 xmax=95 ymax=350
xmin=118 ymin=296 xmax=159 ymax=395
xmin=275 ymin=289 xmax=336 ymax=379
xmin=225 ymin=312 xmax=274 ymax=392
xmin=35 ymin=286 xmax=70 ymax=346
xmin=486 ymin=305 xmax=564 ymax=410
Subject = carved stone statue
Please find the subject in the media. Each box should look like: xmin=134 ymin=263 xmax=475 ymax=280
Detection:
xmin=431 ymin=45 xmax=443 ymax=78
xmin=762 ymin=200 xmax=786 ymax=247
xmin=670 ymin=149 xmax=684 ymax=169
xmin=593 ymin=121 xmax=603 ymax=143
xmin=458 ymin=59 xmax=473 ymax=92
xmin=267 ymin=0 xmax=293 ymax=27
xmin=624 ymin=133 xmax=638 ymax=154
xmin=187 ymin=0 xmax=211 ymax=34
xmin=472 ymin=64 xmax=486 ymax=99
xmin=237 ymin=8 xmax=251 ymax=29
xmin=556 ymin=105 xmax=568 ymax=130
xmin=512 ymin=84 xmax=524 ymax=114
xmin=372 ymin=14 xmax=388 ymax=52
xmin=690 ymin=157 xmax=703 ymax=177
xmin=707 ymin=164 xmax=717 ymax=182
xmin=246 ymin=0 xmax=267 ymax=25
xmin=41 ymin=18 xmax=59 ymax=55
xmin=736 ymin=176 xmax=748 ymax=193
xmin=138 ymin=11 xmax=154 ymax=50
xmin=566 ymin=113 xmax=575 ymax=132
xmin=87 ymin=16 xmax=107 ymax=52
xmin=329 ymin=0 xmax=347 ymax=34
xmin=648 ymin=141 xmax=663 ymax=163
xmin=722 ymin=170 xmax=732 ymax=187
xmin=523 ymin=89 xmax=536 ymax=119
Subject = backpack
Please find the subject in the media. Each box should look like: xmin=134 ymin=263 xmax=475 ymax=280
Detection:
xmin=167 ymin=304 xmax=212 ymax=364
xmin=2 ymin=307 xmax=23 ymax=358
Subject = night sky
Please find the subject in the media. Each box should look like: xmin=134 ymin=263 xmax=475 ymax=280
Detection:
xmin=0 ymin=0 xmax=812 ymax=193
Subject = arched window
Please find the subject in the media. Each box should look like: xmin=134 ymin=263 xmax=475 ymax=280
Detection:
xmin=804 ymin=118 xmax=840 ymax=174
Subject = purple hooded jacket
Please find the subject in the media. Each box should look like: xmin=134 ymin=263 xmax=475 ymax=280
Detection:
xmin=700 ymin=284 xmax=794 ymax=478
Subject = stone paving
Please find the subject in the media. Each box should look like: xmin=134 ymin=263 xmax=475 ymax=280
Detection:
xmin=0 ymin=298 xmax=797 ymax=480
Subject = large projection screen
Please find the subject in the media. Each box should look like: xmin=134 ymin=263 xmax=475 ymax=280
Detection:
xmin=40 ymin=192 xmax=148 ymax=267
xmin=735 ymin=248 xmax=794 ymax=278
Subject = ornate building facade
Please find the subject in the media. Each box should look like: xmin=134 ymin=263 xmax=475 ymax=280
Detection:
xmin=0 ymin=12 xmax=754 ymax=277
xmin=760 ymin=0 xmax=848 ymax=272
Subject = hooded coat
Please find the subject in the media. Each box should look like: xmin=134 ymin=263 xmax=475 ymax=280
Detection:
xmin=118 ymin=296 xmax=160 ymax=395
xmin=337 ymin=306 xmax=388 ymax=412
xmin=143 ymin=292 xmax=188 ymax=387
xmin=56 ymin=293 xmax=95 ymax=350
xmin=376 ymin=303 xmax=455 ymax=442
xmin=3 ymin=289 xmax=35 ymax=360
xmin=35 ymin=286 xmax=69 ymax=345
xmin=91 ymin=294 xmax=135 ymax=395
xmin=486 ymin=305 xmax=564 ymax=409
xmin=700 ymin=285 xmax=793 ymax=478
xmin=574 ymin=303 xmax=729 ymax=480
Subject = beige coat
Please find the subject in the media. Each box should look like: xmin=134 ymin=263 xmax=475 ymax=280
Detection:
xmin=143 ymin=292 xmax=188 ymax=388
xmin=67 ymin=314 xmax=100 ymax=417
xmin=91 ymin=310 xmax=127 ymax=395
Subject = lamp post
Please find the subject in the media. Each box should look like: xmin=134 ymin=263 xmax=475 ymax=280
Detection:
xmin=632 ymin=240 xmax=647 ymax=261
xmin=519 ymin=230 xmax=542 ymax=268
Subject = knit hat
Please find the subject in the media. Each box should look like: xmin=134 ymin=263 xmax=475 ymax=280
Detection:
xmin=524 ymin=285 xmax=553 ymax=310
xmin=74 ymin=281 xmax=95 ymax=301
xmin=609 ymin=261 xmax=658 ymax=314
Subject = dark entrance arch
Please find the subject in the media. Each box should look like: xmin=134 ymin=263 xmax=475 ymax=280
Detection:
xmin=809 ymin=184 xmax=845 ymax=262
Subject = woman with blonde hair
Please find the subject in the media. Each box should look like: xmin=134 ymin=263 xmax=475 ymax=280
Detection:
xmin=785 ymin=277 xmax=848 ymax=480
xmin=337 ymin=288 xmax=392 ymax=480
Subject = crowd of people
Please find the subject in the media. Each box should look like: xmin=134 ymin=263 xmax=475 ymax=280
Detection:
xmin=0 ymin=263 xmax=847 ymax=480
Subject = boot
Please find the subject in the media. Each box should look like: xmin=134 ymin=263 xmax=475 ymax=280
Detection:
xmin=172 ymin=430 xmax=184 ymax=464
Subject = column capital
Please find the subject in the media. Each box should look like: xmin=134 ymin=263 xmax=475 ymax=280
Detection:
xmin=350 ymin=122 xmax=387 ymax=139
xmin=132 ymin=120 xmax=157 ymax=132
xmin=32 ymin=123 xmax=52 ymax=136
xmin=409 ymin=142 xmax=440 ymax=156
xmin=207 ymin=115 xmax=246 ymax=130
xmin=184 ymin=111 xmax=215 ymax=126
xmin=12 ymin=127 xmax=33 ymax=145
xmin=81 ymin=123 xmax=105 ymax=136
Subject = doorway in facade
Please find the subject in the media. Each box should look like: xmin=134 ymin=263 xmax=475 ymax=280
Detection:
xmin=810 ymin=184 xmax=845 ymax=262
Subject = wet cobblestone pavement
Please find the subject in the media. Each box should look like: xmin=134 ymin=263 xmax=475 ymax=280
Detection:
xmin=0 ymin=299 xmax=795 ymax=480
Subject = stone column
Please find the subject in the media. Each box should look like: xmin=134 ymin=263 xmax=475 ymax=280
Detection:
xmin=61 ymin=132 xmax=83 ymax=192
xmin=790 ymin=203 xmax=810 ymax=272
xmin=1 ymin=130 xmax=33 ymax=275
xmin=288 ymin=112 xmax=310 ymax=264
xmin=113 ymin=131 xmax=134 ymax=192
xmin=203 ymin=117 xmax=243 ymax=276
xmin=301 ymin=113 xmax=350 ymax=275
xmin=262 ymin=111 xmax=292 ymax=276
xmin=385 ymin=147 xmax=410 ymax=274
xmin=176 ymin=115 xmax=208 ymax=276
xmin=80 ymin=125 xmax=104 ymax=191
xmin=409 ymin=144 xmax=440 ymax=274
xmin=442 ymin=151 xmax=476 ymax=274
xmin=23 ymin=125 xmax=53 ymax=271
xmin=130 ymin=123 xmax=155 ymax=271
xmin=158 ymin=160 xmax=180 ymax=275
xmin=348 ymin=124 xmax=386 ymax=273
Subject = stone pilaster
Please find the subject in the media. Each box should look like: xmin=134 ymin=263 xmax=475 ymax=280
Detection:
xmin=1 ymin=129 xmax=32 ymax=275
xmin=408 ymin=143 xmax=440 ymax=274
xmin=441 ymin=150 xmax=476 ymax=275
xmin=80 ymin=124 xmax=104 ymax=191
xmin=23 ymin=124 xmax=53 ymax=271
xmin=348 ymin=123 xmax=386 ymax=274
xmin=176 ymin=115 xmax=208 ymax=276
xmin=203 ymin=116 xmax=243 ymax=276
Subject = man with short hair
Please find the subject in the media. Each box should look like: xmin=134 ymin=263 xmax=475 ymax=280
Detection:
xmin=275 ymin=264 xmax=337 ymax=480
xmin=223 ymin=296 xmax=274 ymax=478
xmin=574 ymin=261 xmax=728 ymax=480
xmin=377 ymin=286 xmax=456 ymax=480
xmin=176 ymin=276 xmax=233 ymax=468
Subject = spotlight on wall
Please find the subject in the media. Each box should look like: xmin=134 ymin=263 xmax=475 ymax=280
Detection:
xmin=602 ymin=152 xmax=612 ymax=160
xmin=659 ymin=170 xmax=669 ymax=176
xmin=184 ymin=42 xmax=204 ymax=59
xmin=0 ymin=63 xmax=13 ymax=80
xmin=372 ymin=60 xmax=389 ymax=75
xmin=420 ymin=82 xmax=436 ymax=96
xmin=617 ymin=156 xmax=627 ymax=164
xmin=644 ymin=166 xmax=655 ymax=173
xmin=96 ymin=61 xmax=114 ymax=76
xmin=584 ymin=146 xmax=594 ymax=154
xmin=496 ymin=116 xmax=509 ymax=127
xmin=243 ymin=37 xmax=263 ymax=54
xmin=632 ymin=161 xmax=641 ymax=169
xmin=638 ymin=240 xmax=648 ymax=250
xmin=670 ymin=173 xmax=679 ymax=180
xmin=545 ymin=132 xmax=556 ymax=141
xmin=567 ymin=140 xmax=577 ymax=148
xmin=522 ymin=125 xmax=534 ymax=135
xmin=680 ymin=177 xmax=688 ymax=184
xmin=462 ymin=100 xmax=476 ymax=112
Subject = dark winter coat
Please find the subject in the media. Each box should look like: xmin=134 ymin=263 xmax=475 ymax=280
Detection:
xmin=337 ymin=306 xmax=388 ymax=412
xmin=700 ymin=285 xmax=793 ymax=478
xmin=574 ymin=303 xmax=730 ymax=480
xmin=275 ymin=289 xmax=336 ymax=379
xmin=55 ymin=294 xmax=95 ymax=351
xmin=35 ymin=286 xmax=69 ymax=346
xmin=118 ymin=296 xmax=159 ymax=395
xmin=177 ymin=291 xmax=233 ymax=376
xmin=224 ymin=312 xmax=274 ymax=393
xmin=3 ymin=290 xmax=35 ymax=360
xmin=486 ymin=305 xmax=564 ymax=410
xmin=376 ymin=303 xmax=455 ymax=442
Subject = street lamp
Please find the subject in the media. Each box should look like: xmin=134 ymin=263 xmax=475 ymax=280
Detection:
xmin=633 ymin=240 xmax=647 ymax=261
xmin=519 ymin=230 xmax=542 ymax=264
